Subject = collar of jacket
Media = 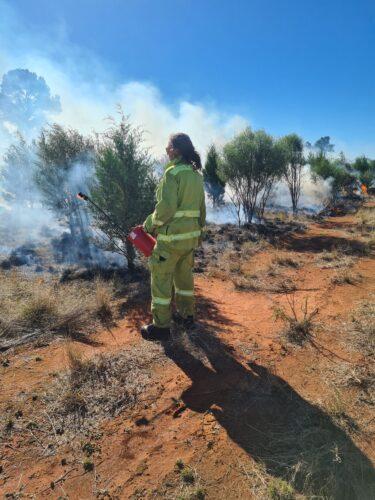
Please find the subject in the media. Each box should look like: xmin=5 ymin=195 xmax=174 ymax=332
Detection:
xmin=164 ymin=156 xmax=184 ymax=171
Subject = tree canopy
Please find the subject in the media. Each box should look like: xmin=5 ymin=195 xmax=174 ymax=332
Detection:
xmin=0 ymin=69 xmax=61 ymax=137
xmin=203 ymin=144 xmax=225 ymax=207
xmin=279 ymin=134 xmax=305 ymax=213
xmin=221 ymin=128 xmax=284 ymax=223
xmin=90 ymin=118 xmax=157 ymax=268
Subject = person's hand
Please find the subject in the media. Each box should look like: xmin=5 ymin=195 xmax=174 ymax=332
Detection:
xmin=143 ymin=214 xmax=153 ymax=234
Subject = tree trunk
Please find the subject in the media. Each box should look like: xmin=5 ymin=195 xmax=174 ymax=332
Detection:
xmin=126 ymin=239 xmax=136 ymax=271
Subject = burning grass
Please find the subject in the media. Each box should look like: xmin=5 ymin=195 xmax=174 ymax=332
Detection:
xmin=0 ymin=269 xmax=115 ymax=345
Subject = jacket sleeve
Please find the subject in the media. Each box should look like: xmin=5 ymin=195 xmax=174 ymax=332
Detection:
xmin=144 ymin=171 xmax=178 ymax=233
xmin=199 ymin=191 xmax=206 ymax=229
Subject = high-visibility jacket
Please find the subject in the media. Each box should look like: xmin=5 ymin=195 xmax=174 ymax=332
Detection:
xmin=144 ymin=158 xmax=206 ymax=250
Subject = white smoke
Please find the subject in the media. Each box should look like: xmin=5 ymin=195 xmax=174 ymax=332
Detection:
xmin=0 ymin=0 xmax=341 ymax=241
xmin=0 ymin=0 xmax=251 ymax=247
xmin=270 ymin=166 xmax=333 ymax=213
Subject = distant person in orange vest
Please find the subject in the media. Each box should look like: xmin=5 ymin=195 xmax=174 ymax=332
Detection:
xmin=361 ymin=184 xmax=368 ymax=196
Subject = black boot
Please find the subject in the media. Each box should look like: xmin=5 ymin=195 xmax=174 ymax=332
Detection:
xmin=140 ymin=324 xmax=170 ymax=341
xmin=172 ymin=312 xmax=195 ymax=329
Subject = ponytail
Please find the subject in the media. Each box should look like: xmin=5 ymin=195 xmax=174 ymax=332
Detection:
xmin=170 ymin=133 xmax=202 ymax=171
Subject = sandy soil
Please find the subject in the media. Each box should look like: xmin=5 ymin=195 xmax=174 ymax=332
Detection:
xmin=1 ymin=202 xmax=374 ymax=499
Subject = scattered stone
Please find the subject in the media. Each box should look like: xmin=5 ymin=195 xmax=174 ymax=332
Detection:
xmin=135 ymin=417 xmax=149 ymax=426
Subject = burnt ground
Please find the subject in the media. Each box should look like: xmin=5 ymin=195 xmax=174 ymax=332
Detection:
xmin=195 ymin=218 xmax=307 ymax=273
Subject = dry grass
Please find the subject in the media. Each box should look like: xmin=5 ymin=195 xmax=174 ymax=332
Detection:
xmin=232 ymin=275 xmax=261 ymax=292
xmin=331 ymin=269 xmax=362 ymax=286
xmin=93 ymin=279 xmax=114 ymax=322
xmin=232 ymin=273 xmax=297 ymax=294
xmin=238 ymin=460 xmax=295 ymax=499
xmin=0 ymin=270 xmax=115 ymax=342
xmin=346 ymin=298 xmax=375 ymax=357
xmin=235 ymin=385 xmax=375 ymax=499
xmin=1 ymin=342 xmax=166 ymax=450
xmin=273 ymin=255 xmax=300 ymax=268
xmin=53 ymin=343 xmax=165 ymax=425
xmin=357 ymin=207 xmax=375 ymax=235
xmin=206 ymin=240 xmax=269 ymax=280
xmin=274 ymin=294 xmax=318 ymax=345
xmin=315 ymin=248 xmax=355 ymax=269
xmin=208 ymin=243 xmax=300 ymax=295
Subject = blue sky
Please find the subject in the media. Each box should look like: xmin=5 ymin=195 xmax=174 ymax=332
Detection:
xmin=1 ymin=0 xmax=375 ymax=157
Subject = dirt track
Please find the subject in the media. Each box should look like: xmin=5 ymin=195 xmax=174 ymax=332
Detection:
xmin=1 ymin=205 xmax=374 ymax=499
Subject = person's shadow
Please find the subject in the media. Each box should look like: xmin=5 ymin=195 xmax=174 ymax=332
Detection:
xmin=161 ymin=302 xmax=375 ymax=499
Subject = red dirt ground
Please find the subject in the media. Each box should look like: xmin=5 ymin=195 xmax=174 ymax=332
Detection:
xmin=1 ymin=203 xmax=374 ymax=499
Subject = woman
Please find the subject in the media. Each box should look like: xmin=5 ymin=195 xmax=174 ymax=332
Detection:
xmin=142 ymin=133 xmax=206 ymax=341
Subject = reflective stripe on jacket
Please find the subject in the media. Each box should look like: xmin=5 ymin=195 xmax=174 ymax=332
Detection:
xmin=144 ymin=159 xmax=206 ymax=241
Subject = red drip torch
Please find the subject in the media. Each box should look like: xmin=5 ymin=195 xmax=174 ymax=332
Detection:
xmin=128 ymin=226 xmax=156 ymax=257
xmin=77 ymin=192 xmax=156 ymax=258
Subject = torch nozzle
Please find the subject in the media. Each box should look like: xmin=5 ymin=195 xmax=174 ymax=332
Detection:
xmin=77 ymin=192 xmax=89 ymax=201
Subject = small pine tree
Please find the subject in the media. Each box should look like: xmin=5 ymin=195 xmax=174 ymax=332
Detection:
xmin=90 ymin=118 xmax=157 ymax=269
xmin=203 ymin=144 xmax=225 ymax=207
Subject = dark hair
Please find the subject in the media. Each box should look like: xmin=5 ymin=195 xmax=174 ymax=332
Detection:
xmin=170 ymin=133 xmax=202 ymax=170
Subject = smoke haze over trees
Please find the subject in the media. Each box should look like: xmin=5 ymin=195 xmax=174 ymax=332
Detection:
xmin=353 ymin=156 xmax=375 ymax=189
xmin=0 ymin=66 xmax=374 ymax=271
xmin=34 ymin=124 xmax=95 ymax=261
xmin=0 ymin=69 xmax=61 ymax=138
xmin=2 ymin=135 xmax=37 ymax=206
xmin=203 ymin=144 xmax=225 ymax=208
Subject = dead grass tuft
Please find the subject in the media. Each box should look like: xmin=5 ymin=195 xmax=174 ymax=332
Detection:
xmin=357 ymin=207 xmax=375 ymax=234
xmin=232 ymin=275 xmax=261 ymax=292
xmin=331 ymin=269 xmax=362 ymax=286
xmin=237 ymin=391 xmax=375 ymax=499
xmin=93 ymin=279 xmax=113 ymax=321
xmin=20 ymin=292 xmax=58 ymax=328
xmin=0 ymin=270 xmax=115 ymax=343
xmin=207 ymin=239 xmax=269 ymax=280
xmin=60 ymin=389 xmax=88 ymax=417
xmin=346 ymin=298 xmax=375 ymax=357
xmin=0 ymin=342 xmax=167 ymax=450
xmin=268 ymin=478 xmax=295 ymax=499
xmin=42 ymin=343 xmax=166 ymax=441
xmin=274 ymin=294 xmax=318 ymax=345
xmin=273 ymin=255 xmax=300 ymax=268
xmin=315 ymin=248 xmax=355 ymax=269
